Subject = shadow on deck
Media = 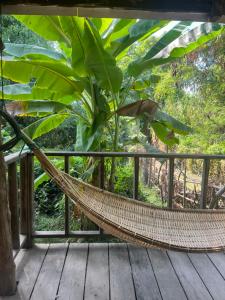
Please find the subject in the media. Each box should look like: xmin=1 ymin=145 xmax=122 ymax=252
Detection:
xmin=2 ymin=243 xmax=225 ymax=300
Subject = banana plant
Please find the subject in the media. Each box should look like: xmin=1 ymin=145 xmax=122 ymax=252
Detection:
xmin=1 ymin=17 xmax=224 ymax=153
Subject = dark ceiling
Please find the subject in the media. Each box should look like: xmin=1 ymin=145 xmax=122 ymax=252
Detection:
xmin=2 ymin=0 xmax=225 ymax=22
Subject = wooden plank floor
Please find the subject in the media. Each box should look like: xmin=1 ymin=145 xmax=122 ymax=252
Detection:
xmin=2 ymin=243 xmax=225 ymax=300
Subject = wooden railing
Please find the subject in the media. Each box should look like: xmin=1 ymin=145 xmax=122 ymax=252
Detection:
xmin=5 ymin=151 xmax=225 ymax=248
xmin=5 ymin=151 xmax=32 ymax=253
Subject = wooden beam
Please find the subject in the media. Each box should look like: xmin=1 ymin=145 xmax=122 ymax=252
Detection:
xmin=36 ymin=151 xmax=225 ymax=160
xmin=2 ymin=0 xmax=224 ymax=21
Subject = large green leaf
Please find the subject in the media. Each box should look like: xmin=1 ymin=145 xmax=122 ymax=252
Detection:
xmin=91 ymin=18 xmax=113 ymax=36
xmin=83 ymin=19 xmax=123 ymax=93
xmin=132 ymin=75 xmax=161 ymax=90
xmin=103 ymin=19 xmax=136 ymax=46
xmin=144 ymin=21 xmax=193 ymax=60
xmin=151 ymin=121 xmax=179 ymax=146
xmin=109 ymin=20 xmax=168 ymax=58
xmin=34 ymin=159 xmax=64 ymax=189
xmin=1 ymin=84 xmax=77 ymax=104
xmin=23 ymin=113 xmax=70 ymax=139
xmin=6 ymin=100 xmax=69 ymax=116
xmin=75 ymin=122 xmax=101 ymax=151
xmin=155 ymin=111 xmax=192 ymax=135
xmin=1 ymin=84 xmax=32 ymax=100
xmin=59 ymin=17 xmax=87 ymax=74
xmin=15 ymin=15 xmax=70 ymax=46
xmin=128 ymin=22 xmax=224 ymax=76
xmin=1 ymin=57 xmax=83 ymax=96
xmin=4 ymin=43 xmax=65 ymax=60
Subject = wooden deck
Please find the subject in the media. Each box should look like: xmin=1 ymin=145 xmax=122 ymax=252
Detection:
xmin=2 ymin=243 xmax=225 ymax=300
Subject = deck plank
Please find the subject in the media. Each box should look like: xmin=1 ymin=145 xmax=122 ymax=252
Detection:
xmin=0 ymin=244 xmax=48 ymax=300
xmin=84 ymin=243 xmax=109 ymax=300
xmin=147 ymin=249 xmax=187 ymax=300
xmin=207 ymin=252 xmax=225 ymax=279
xmin=57 ymin=243 xmax=88 ymax=300
xmin=128 ymin=244 xmax=162 ymax=300
xmin=4 ymin=243 xmax=225 ymax=300
xmin=188 ymin=253 xmax=225 ymax=300
xmin=30 ymin=243 xmax=68 ymax=300
xmin=109 ymin=243 xmax=136 ymax=300
xmin=168 ymin=251 xmax=212 ymax=300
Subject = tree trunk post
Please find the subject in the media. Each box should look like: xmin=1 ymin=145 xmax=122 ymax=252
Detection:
xmin=0 ymin=128 xmax=17 ymax=296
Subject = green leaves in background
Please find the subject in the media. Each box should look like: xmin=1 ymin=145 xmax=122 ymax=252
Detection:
xmin=128 ymin=22 xmax=224 ymax=77
xmin=23 ymin=114 xmax=69 ymax=139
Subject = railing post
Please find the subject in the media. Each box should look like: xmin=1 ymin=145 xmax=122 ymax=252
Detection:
xmin=133 ymin=157 xmax=139 ymax=200
xmin=99 ymin=157 xmax=105 ymax=235
xmin=99 ymin=157 xmax=105 ymax=190
xmin=64 ymin=156 xmax=70 ymax=235
xmin=200 ymin=158 xmax=210 ymax=209
xmin=8 ymin=162 xmax=20 ymax=249
xmin=20 ymin=153 xmax=33 ymax=248
xmin=168 ymin=158 xmax=174 ymax=208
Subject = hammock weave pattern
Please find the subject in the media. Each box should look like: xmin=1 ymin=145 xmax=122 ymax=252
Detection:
xmin=33 ymin=148 xmax=225 ymax=253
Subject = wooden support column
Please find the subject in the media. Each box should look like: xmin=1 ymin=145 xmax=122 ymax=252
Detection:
xmin=20 ymin=153 xmax=34 ymax=248
xmin=8 ymin=162 xmax=20 ymax=249
xmin=64 ymin=156 xmax=70 ymax=235
xmin=0 ymin=130 xmax=16 ymax=296
xmin=200 ymin=159 xmax=210 ymax=209
xmin=133 ymin=157 xmax=139 ymax=200
xmin=168 ymin=158 xmax=174 ymax=208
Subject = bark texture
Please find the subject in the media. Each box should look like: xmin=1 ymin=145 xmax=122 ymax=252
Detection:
xmin=0 ymin=128 xmax=16 ymax=296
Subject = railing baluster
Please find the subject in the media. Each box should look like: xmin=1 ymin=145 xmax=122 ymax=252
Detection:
xmin=133 ymin=157 xmax=139 ymax=200
xmin=99 ymin=157 xmax=105 ymax=235
xmin=64 ymin=156 xmax=70 ymax=235
xmin=200 ymin=158 xmax=210 ymax=209
xmin=8 ymin=162 xmax=20 ymax=249
xmin=99 ymin=157 xmax=105 ymax=190
xmin=168 ymin=158 xmax=174 ymax=208
xmin=20 ymin=153 xmax=33 ymax=248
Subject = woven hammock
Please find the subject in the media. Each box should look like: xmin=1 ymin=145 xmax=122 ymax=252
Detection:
xmin=32 ymin=147 xmax=225 ymax=253
xmin=0 ymin=110 xmax=225 ymax=253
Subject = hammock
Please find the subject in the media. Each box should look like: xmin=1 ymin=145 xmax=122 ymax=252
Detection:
xmin=31 ymin=147 xmax=225 ymax=253
xmin=1 ymin=111 xmax=225 ymax=253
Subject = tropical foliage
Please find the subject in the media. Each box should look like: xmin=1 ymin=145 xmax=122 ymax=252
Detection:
xmin=1 ymin=17 xmax=224 ymax=154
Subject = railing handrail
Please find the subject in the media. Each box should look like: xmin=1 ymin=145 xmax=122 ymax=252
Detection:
xmin=35 ymin=151 xmax=225 ymax=160
xmin=4 ymin=150 xmax=30 ymax=165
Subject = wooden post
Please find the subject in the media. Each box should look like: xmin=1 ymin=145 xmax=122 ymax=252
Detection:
xmin=8 ymin=162 xmax=20 ymax=249
xmin=200 ymin=159 xmax=210 ymax=209
xmin=183 ymin=160 xmax=187 ymax=208
xmin=64 ymin=156 xmax=69 ymax=235
xmin=168 ymin=158 xmax=174 ymax=208
xmin=99 ymin=157 xmax=105 ymax=190
xmin=20 ymin=153 xmax=33 ymax=248
xmin=133 ymin=157 xmax=139 ymax=200
xmin=0 ymin=130 xmax=16 ymax=296
xmin=99 ymin=157 xmax=104 ymax=235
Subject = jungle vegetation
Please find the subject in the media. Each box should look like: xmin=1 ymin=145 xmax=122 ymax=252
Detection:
xmin=1 ymin=16 xmax=225 ymax=231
